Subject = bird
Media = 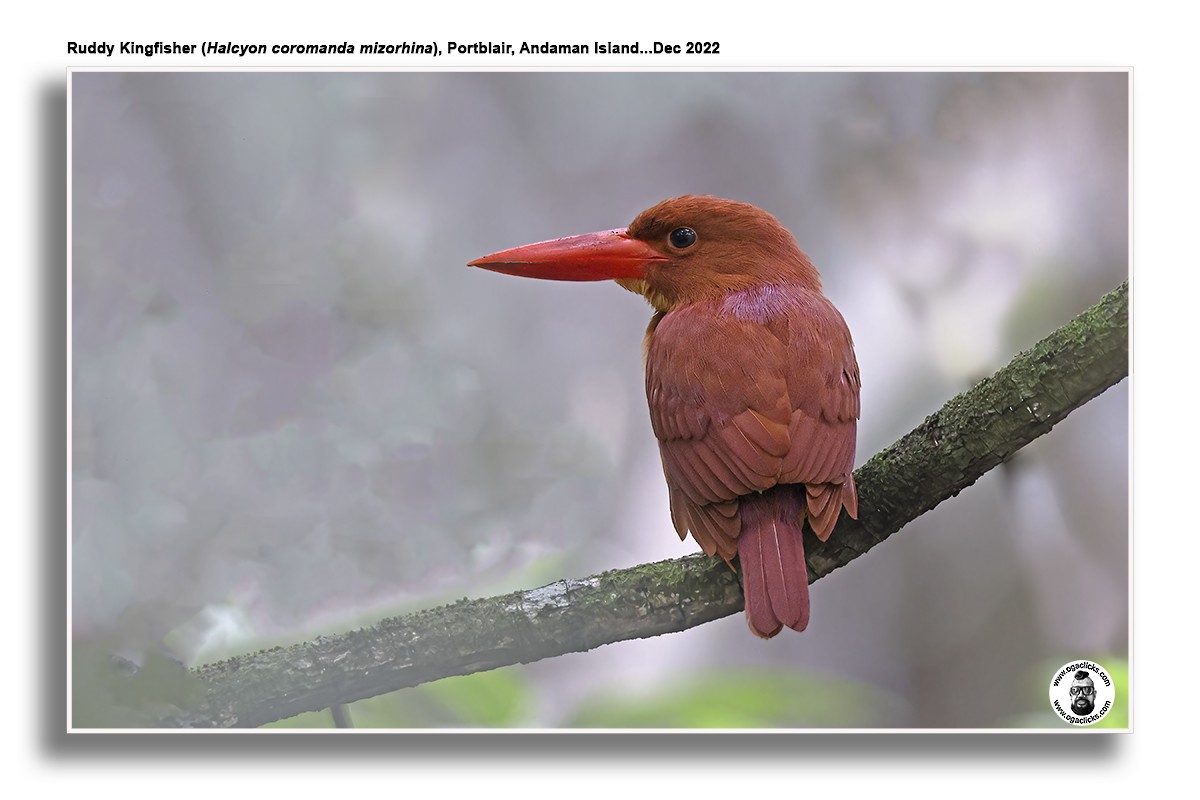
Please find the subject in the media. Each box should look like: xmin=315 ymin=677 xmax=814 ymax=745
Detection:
xmin=469 ymin=196 xmax=860 ymax=638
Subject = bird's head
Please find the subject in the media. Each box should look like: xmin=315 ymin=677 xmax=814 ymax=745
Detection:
xmin=469 ymin=195 xmax=822 ymax=311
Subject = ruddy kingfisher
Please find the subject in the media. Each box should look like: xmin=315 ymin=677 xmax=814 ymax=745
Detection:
xmin=470 ymin=196 xmax=860 ymax=638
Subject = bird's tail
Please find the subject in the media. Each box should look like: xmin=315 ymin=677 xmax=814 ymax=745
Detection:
xmin=736 ymin=486 xmax=812 ymax=638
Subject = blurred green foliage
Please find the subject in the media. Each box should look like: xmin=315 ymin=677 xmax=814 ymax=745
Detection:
xmin=72 ymin=640 xmax=208 ymax=728
xmin=566 ymin=668 xmax=899 ymax=728
xmin=265 ymin=668 xmax=532 ymax=728
xmin=264 ymin=665 xmax=898 ymax=729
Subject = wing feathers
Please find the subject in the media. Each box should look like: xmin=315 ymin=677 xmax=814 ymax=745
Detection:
xmin=693 ymin=441 xmax=752 ymax=499
xmin=732 ymin=408 xmax=791 ymax=458
xmin=677 ymin=444 xmax=735 ymax=503
xmin=841 ymin=475 xmax=859 ymax=520
xmin=805 ymin=482 xmax=852 ymax=542
xmin=716 ymin=426 xmax=780 ymax=482
xmin=687 ymin=503 xmax=740 ymax=560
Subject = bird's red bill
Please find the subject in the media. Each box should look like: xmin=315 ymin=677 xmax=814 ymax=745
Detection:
xmin=468 ymin=228 xmax=666 ymax=281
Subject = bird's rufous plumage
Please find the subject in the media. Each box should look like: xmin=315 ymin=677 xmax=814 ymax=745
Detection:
xmin=469 ymin=196 xmax=859 ymax=638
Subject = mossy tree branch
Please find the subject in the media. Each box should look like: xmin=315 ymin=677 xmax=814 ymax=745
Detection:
xmin=167 ymin=282 xmax=1128 ymax=728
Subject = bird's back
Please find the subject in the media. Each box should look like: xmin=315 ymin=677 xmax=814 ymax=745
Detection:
xmin=643 ymin=283 xmax=859 ymax=636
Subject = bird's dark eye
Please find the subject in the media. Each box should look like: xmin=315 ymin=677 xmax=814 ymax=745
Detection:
xmin=669 ymin=227 xmax=697 ymax=249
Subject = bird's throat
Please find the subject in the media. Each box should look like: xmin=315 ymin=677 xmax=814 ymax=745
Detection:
xmin=615 ymin=278 xmax=673 ymax=312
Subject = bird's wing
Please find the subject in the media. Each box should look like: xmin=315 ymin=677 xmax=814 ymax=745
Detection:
xmin=645 ymin=290 xmax=859 ymax=561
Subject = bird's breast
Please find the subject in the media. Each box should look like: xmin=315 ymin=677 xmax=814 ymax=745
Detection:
xmin=720 ymin=283 xmax=800 ymax=325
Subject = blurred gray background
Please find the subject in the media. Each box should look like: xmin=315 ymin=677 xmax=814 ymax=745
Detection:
xmin=71 ymin=71 xmax=1128 ymax=728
